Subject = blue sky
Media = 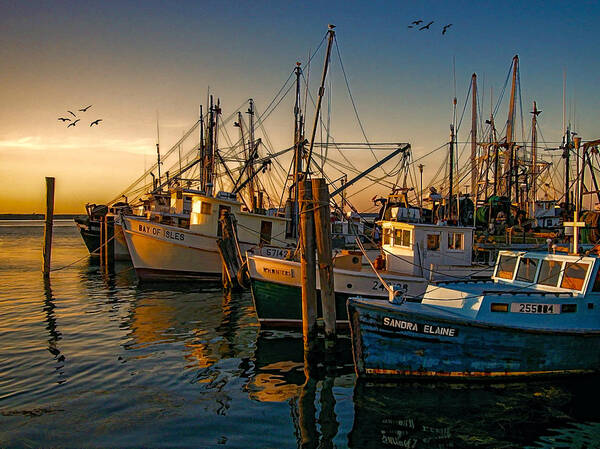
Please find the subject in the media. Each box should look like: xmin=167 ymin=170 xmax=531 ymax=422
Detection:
xmin=1 ymin=0 xmax=598 ymax=212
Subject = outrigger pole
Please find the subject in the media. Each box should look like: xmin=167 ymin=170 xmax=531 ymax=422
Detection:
xmin=330 ymin=144 xmax=411 ymax=198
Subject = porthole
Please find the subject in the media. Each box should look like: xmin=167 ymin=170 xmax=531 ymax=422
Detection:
xmin=347 ymin=283 xmax=353 ymax=289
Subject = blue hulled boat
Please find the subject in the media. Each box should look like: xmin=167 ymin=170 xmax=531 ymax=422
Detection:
xmin=348 ymin=249 xmax=600 ymax=379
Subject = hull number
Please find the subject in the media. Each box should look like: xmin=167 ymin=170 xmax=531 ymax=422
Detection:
xmin=510 ymin=303 xmax=560 ymax=314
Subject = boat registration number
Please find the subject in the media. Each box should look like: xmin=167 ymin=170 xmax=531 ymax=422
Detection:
xmin=510 ymin=303 xmax=560 ymax=314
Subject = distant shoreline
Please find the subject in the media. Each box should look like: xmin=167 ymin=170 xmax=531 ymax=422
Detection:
xmin=0 ymin=214 xmax=82 ymax=220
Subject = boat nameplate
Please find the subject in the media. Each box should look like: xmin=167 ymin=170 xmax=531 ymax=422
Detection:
xmin=382 ymin=317 xmax=459 ymax=337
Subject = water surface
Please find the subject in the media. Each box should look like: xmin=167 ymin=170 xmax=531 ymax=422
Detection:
xmin=1 ymin=222 xmax=600 ymax=448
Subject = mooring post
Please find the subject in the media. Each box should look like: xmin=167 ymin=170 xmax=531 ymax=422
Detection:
xmin=42 ymin=177 xmax=55 ymax=277
xmin=312 ymin=178 xmax=336 ymax=343
xmin=105 ymin=215 xmax=115 ymax=268
xmin=299 ymin=179 xmax=317 ymax=355
xmin=99 ymin=213 xmax=105 ymax=263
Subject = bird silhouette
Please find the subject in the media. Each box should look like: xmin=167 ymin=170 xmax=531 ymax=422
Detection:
xmin=90 ymin=119 xmax=102 ymax=127
xmin=57 ymin=117 xmax=71 ymax=122
xmin=442 ymin=24 xmax=453 ymax=34
xmin=412 ymin=20 xmax=423 ymax=25
xmin=67 ymin=110 xmax=77 ymax=117
xmin=419 ymin=21 xmax=434 ymax=30
xmin=79 ymin=104 xmax=92 ymax=112
xmin=67 ymin=119 xmax=80 ymax=128
xmin=408 ymin=25 xmax=414 ymax=28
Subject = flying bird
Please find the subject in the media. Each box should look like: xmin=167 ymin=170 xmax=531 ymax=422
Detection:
xmin=58 ymin=117 xmax=71 ymax=122
xmin=79 ymin=104 xmax=92 ymax=112
xmin=442 ymin=24 xmax=453 ymax=34
xmin=67 ymin=119 xmax=80 ymax=128
xmin=419 ymin=21 xmax=434 ymax=30
xmin=408 ymin=25 xmax=414 ymax=28
xmin=412 ymin=20 xmax=423 ymax=25
xmin=90 ymin=119 xmax=103 ymax=127
xmin=67 ymin=110 xmax=77 ymax=117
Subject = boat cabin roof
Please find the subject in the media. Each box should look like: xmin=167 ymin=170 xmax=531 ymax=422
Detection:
xmin=378 ymin=220 xmax=474 ymax=232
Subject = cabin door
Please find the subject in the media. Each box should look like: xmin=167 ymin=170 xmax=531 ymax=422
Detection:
xmin=217 ymin=205 xmax=231 ymax=237
xmin=260 ymin=220 xmax=272 ymax=245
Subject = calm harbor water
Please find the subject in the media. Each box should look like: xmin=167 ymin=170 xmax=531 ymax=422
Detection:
xmin=2 ymin=221 xmax=600 ymax=448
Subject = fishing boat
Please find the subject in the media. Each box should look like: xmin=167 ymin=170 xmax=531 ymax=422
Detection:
xmin=74 ymin=201 xmax=132 ymax=260
xmin=122 ymin=189 xmax=290 ymax=281
xmin=348 ymin=244 xmax=600 ymax=379
xmin=121 ymin=95 xmax=301 ymax=281
xmin=249 ymin=218 xmax=492 ymax=328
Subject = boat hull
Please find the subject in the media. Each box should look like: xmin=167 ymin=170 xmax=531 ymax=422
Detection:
xmin=248 ymin=255 xmax=427 ymax=328
xmin=122 ymin=216 xmax=222 ymax=281
xmin=348 ymin=298 xmax=600 ymax=379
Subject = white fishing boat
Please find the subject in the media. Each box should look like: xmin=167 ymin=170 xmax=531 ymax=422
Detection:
xmin=122 ymin=189 xmax=292 ymax=281
xmin=248 ymin=220 xmax=492 ymax=327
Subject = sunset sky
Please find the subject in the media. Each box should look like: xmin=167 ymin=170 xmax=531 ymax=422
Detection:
xmin=1 ymin=0 xmax=599 ymax=214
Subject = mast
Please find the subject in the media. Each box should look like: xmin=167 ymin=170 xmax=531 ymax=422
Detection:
xmin=304 ymin=24 xmax=335 ymax=177
xmin=287 ymin=63 xmax=304 ymax=239
xmin=564 ymin=127 xmax=571 ymax=210
xmin=203 ymin=96 xmax=219 ymax=195
xmin=530 ymin=101 xmax=541 ymax=218
xmin=448 ymin=124 xmax=455 ymax=221
xmin=199 ymin=105 xmax=204 ymax=187
xmin=156 ymin=112 xmax=162 ymax=190
xmin=247 ymin=99 xmax=257 ymax=210
xmin=470 ymin=73 xmax=478 ymax=199
xmin=504 ymin=55 xmax=519 ymax=199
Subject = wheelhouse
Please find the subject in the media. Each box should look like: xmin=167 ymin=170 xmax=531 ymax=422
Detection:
xmin=492 ymin=250 xmax=599 ymax=295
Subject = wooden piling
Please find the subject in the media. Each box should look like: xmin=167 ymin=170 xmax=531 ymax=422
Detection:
xmin=42 ymin=177 xmax=55 ymax=277
xmin=99 ymin=214 xmax=106 ymax=262
xmin=299 ymin=179 xmax=317 ymax=354
xmin=104 ymin=215 xmax=115 ymax=268
xmin=312 ymin=178 xmax=336 ymax=341
xmin=217 ymin=211 xmax=245 ymax=291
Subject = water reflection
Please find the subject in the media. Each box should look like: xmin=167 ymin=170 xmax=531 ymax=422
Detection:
xmin=42 ymin=277 xmax=67 ymax=384
xmin=350 ymin=377 xmax=600 ymax=449
xmin=248 ymin=331 xmax=353 ymax=448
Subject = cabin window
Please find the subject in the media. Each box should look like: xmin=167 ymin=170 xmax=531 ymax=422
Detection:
xmin=560 ymin=262 xmax=589 ymax=291
xmin=332 ymin=223 xmax=343 ymax=234
xmin=394 ymin=229 xmax=411 ymax=247
xmin=496 ymin=255 xmax=517 ymax=279
xmin=260 ymin=220 xmax=272 ymax=245
xmin=200 ymin=202 xmax=212 ymax=215
xmin=383 ymin=228 xmax=392 ymax=245
xmin=448 ymin=232 xmax=464 ymax=251
xmin=427 ymin=234 xmax=440 ymax=251
xmin=516 ymin=258 xmax=538 ymax=283
xmin=538 ymin=260 xmax=562 ymax=287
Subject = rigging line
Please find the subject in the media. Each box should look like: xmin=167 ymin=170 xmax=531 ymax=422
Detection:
xmin=517 ymin=64 xmax=526 ymax=150
xmin=455 ymin=80 xmax=472 ymax=134
xmin=257 ymin=69 xmax=296 ymax=124
xmin=334 ymin=36 xmax=394 ymax=177
xmin=493 ymin=61 xmax=513 ymax=121
xmin=300 ymin=72 xmax=361 ymax=173
xmin=312 ymin=152 xmax=398 ymax=190
xmin=409 ymin=141 xmax=452 ymax=165
xmin=110 ymin=119 xmax=201 ymax=204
